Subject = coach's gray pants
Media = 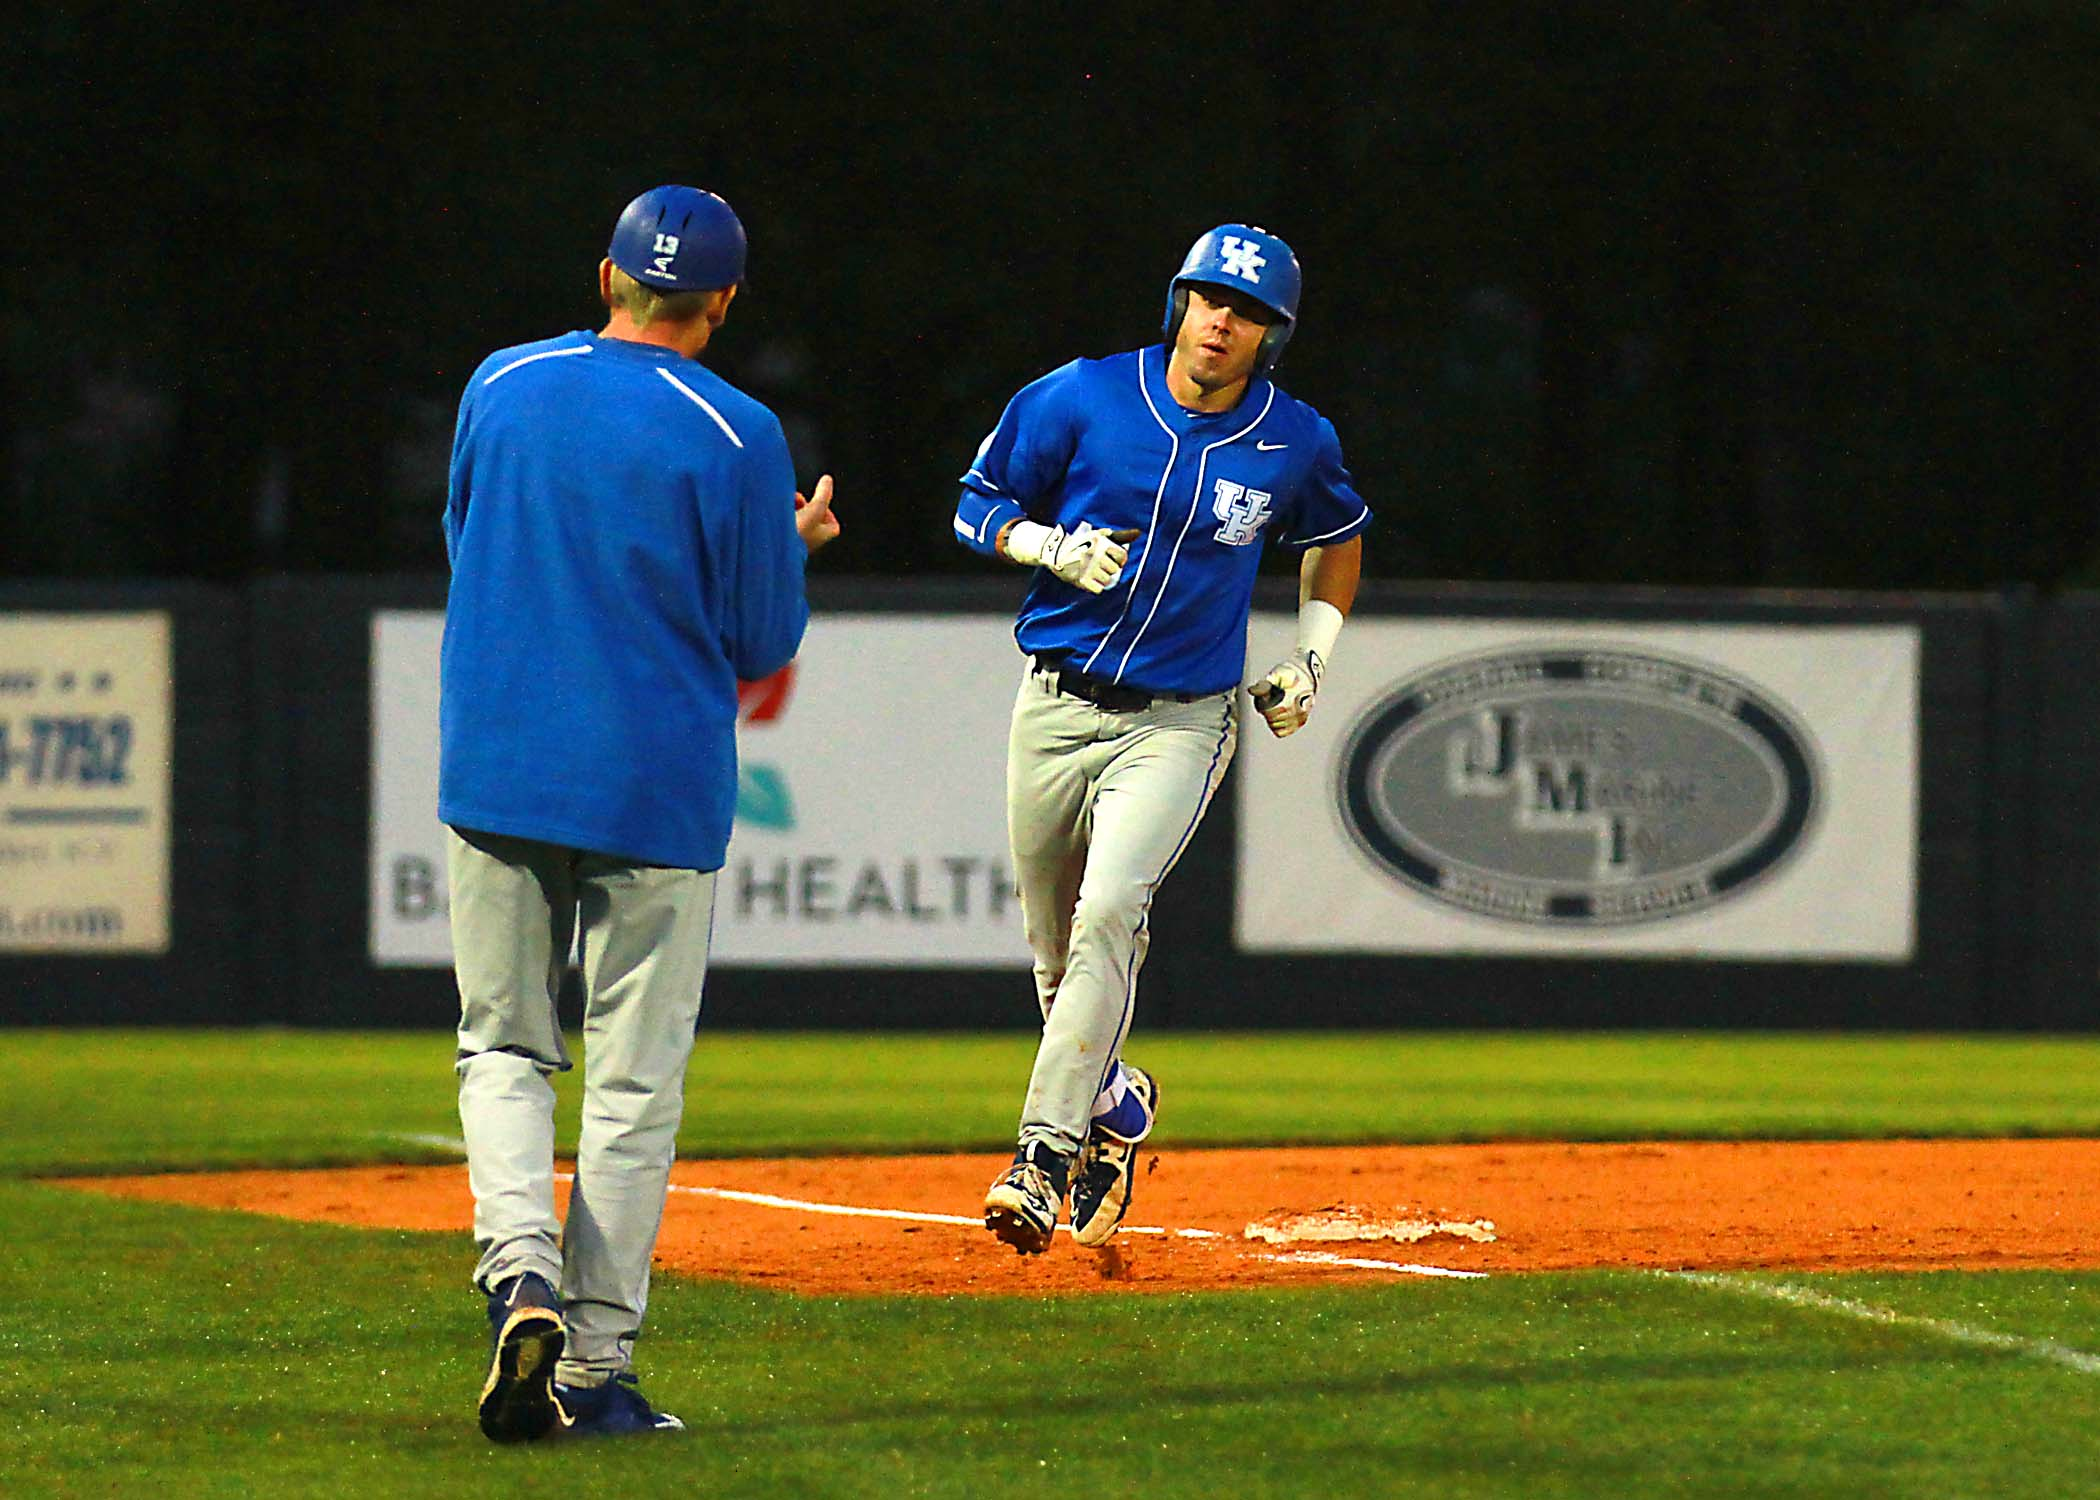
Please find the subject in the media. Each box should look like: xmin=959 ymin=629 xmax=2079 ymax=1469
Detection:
xmin=448 ymin=826 xmax=716 ymax=1387
xmin=1007 ymin=664 xmax=1237 ymax=1157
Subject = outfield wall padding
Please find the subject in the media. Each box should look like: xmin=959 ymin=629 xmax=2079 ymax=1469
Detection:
xmin=0 ymin=578 xmax=2091 ymax=1029
xmin=0 ymin=583 xmax=255 ymax=1023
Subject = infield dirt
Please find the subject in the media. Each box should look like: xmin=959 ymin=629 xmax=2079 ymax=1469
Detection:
xmin=65 ymin=1138 xmax=2100 ymax=1294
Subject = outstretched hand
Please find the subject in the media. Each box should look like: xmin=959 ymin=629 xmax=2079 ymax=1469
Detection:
xmin=795 ymin=474 xmax=840 ymax=553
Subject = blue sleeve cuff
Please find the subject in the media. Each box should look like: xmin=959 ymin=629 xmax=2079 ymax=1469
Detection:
xmin=953 ymin=489 xmax=1026 ymax=557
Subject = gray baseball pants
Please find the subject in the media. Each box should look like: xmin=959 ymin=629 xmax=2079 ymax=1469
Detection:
xmin=1006 ymin=663 xmax=1238 ymax=1157
xmin=448 ymin=825 xmax=717 ymax=1387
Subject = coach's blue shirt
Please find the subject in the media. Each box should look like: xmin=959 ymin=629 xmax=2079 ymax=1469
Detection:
xmin=441 ymin=330 xmax=808 ymax=870
xmin=953 ymin=345 xmax=1370 ymax=695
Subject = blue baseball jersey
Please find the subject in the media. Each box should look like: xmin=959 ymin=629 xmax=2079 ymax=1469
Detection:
xmin=953 ymin=345 xmax=1370 ymax=695
xmin=442 ymin=330 xmax=809 ymax=871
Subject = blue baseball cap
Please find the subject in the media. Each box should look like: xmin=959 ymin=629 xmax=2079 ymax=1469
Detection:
xmin=607 ymin=185 xmax=747 ymax=292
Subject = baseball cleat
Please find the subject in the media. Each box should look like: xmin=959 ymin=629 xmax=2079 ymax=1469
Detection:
xmin=551 ymin=1372 xmax=686 ymax=1437
xmin=478 ymin=1271 xmax=567 ymax=1444
xmin=1071 ymin=1067 xmax=1159 ymax=1248
xmin=984 ymin=1142 xmax=1071 ymax=1255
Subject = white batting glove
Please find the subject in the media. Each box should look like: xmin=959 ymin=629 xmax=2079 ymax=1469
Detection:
xmin=1005 ymin=521 xmax=1140 ymax=595
xmin=1250 ymin=647 xmax=1324 ymax=738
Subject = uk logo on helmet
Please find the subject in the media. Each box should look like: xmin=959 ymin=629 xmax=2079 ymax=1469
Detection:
xmin=1219 ymin=236 xmax=1266 ymax=283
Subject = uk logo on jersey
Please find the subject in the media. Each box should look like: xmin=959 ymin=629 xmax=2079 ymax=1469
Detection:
xmin=1212 ymin=478 xmax=1273 ymax=546
xmin=1219 ymin=236 xmax=1266 ymax=283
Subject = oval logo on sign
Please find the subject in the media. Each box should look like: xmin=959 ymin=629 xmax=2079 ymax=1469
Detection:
xmin=1338 ymin=645 xmax=1819 ymax=926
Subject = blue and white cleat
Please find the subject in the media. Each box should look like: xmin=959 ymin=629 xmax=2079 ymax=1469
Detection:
xmin=552 ymin=1373 xmax=686 ymax=1437
xmin=1071 ymin=1066 xmax=1159 ymax=1249
xmin=478 ymin=1272 xmax=566 ymax=1443
xmin=984 ymin=1141 xmax=1071 ymax=1255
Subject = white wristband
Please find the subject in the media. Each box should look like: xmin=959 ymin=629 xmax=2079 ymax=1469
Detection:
xmin=1002 ymin=520 xmax=1053 ymax=567
xmin=1297 ymin=598 xmax=1345 ymax=666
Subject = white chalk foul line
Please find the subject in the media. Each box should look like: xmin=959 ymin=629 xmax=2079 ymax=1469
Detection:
xmin=1666 ymin=1271 xmax=2100 ymax=1375
xmin=382 ymin=1132 xmax=469 ymax=1154
xmin=662 ymin=1181 xmax=1222 ymax=1240
xmin=662 ymin=1185 xmax=1480 ymax=1276
xmin=668 ymin=1182 xmax=979 ymax=1230
xmin=1258 ymin=1251 xmax=1488 ymax=1280
xmin=407 ymin=1145 xmax=1472 ymax=1276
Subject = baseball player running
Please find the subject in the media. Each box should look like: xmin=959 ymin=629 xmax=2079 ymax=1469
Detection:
xmin=444 ymin=185 xmax=839 ymax=1442
xmin=954 ymin=224 xmax=1369 ymax=1254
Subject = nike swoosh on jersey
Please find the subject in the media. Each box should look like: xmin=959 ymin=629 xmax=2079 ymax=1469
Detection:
xmin=1255 ymin=440 xmax=1287 ymax=451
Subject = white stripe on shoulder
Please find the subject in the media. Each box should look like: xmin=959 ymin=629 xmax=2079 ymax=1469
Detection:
xmin=1293 ymin=506 xmax=1370 ymax=546
xmin=656 ymin=368 xmax=746 ymax=448
xmin=965 ymin=468 xmax=1002 ymax=493
xmin=482 ymin=344 xmax=593 ymax=385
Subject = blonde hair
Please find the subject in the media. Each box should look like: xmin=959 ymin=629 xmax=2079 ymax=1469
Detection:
xmin=606 ymin=265 xmax=716 ymax=329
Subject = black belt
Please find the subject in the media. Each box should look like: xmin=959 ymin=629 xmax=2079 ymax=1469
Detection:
xmin=1033 ymin=655 xmax=1204 ymax=713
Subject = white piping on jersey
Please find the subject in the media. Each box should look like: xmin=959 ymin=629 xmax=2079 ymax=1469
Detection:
xmin=1105 ymin=383 xmax=1276 ymax=683
xmin=1292 ymin=504 xmax=1370 ymax=546
xmin=965 ymin=468 xmax=1002 ymax=493
xmin=1080 ymin=356 xmax=1184 ymax=677
xmin=481 ymin=343 xmax=593 ymax=385
xmin=656 ymin=367 xmax=746 ymax=448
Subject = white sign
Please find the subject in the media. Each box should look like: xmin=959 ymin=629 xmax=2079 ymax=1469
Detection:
xmin=0 ymin=613 xmax=172 ymax=953
xmin=1238 ymin=617 xmax=1919 ymax=960
xmin=370 ymin=613 xmax=448 ymax=966
xmin=370 ymin=611 xmax=1033 ymax=968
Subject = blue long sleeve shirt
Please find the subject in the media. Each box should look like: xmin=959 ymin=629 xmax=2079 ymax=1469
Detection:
xmin=440 ymin=330 xmax=808 ymax=870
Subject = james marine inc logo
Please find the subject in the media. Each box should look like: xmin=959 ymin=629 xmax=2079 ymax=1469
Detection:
xmin=1336 ymin=646 xmax=1820 ymax=927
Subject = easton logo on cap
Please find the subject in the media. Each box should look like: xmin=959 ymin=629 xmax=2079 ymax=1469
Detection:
xmin=646 ymin=232 xmax=681 ymax=279
xmin=1336 ymin=645 xmax=1819 ymax=926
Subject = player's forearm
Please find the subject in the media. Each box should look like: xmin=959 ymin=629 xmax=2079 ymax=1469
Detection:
xmin=1285 ymin=537 xmax=1361 ymax=677
xmin=990 ymin=517 xmax=1058 ymax=566
xmin=1300 ymin=537 xmax=1362 ymax=615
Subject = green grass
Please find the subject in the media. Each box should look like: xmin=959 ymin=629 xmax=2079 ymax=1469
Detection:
xmin=5 ymin=1030 xmax=2100 ymax=1497
xmin=8 ymin=1030 xmax=2100 ymax=1175
xmin=6 ymin=1182 xmax=2099 ymax=1499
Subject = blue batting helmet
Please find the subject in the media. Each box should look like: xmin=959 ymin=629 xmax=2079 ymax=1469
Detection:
xmin=607 ymin=185 xmax=747 ymax=292
xmin=1163 ymin=224 xmax=1302 ymax=376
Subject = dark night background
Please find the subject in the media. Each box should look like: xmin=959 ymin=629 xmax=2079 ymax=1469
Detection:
xmin=6 ymin=2 xmax=2098 ymax=591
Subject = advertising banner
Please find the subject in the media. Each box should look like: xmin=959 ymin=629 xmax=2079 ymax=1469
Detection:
xmin=0 ymin=613 xmax=172 ymax=953
xmin=371 ymin=611 xmax=1033 ymax=968
xmin=1237 ymin=617 xmax=1919 ymax=960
